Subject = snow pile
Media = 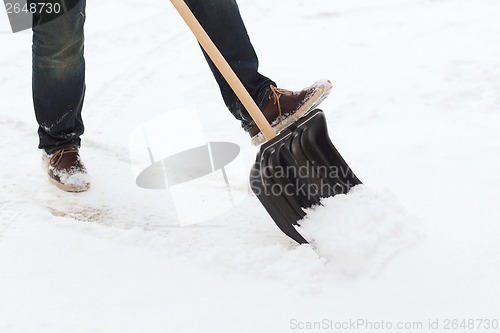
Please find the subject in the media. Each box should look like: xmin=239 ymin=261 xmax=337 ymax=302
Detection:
xmin=298 ymin=185 xmax=423 ymax=276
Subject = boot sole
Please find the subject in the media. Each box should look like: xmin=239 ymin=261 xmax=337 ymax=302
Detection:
xmin=48 ymin=175 xmax=91 ymax=193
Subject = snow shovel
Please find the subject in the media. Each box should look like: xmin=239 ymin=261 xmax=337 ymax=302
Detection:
xmin=171 ymin=0 xmax=361 ymax=244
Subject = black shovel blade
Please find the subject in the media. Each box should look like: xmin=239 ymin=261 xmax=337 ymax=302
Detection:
xmin=250 ymin=109 xmax=362 ymax=244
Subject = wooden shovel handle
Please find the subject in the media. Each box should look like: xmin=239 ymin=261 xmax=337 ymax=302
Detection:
xmin=170 ymin=0 xmax=275 ymax=141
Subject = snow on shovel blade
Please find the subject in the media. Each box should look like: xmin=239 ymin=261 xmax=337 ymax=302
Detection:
xmin=250 ymin=109 xmax=362 ymax=244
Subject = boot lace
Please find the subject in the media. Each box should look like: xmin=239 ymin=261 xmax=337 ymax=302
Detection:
xmin=270 ymin=85 xmax=293 ymax=118
xmin=49 ymin=149 xmax=79 ymax=167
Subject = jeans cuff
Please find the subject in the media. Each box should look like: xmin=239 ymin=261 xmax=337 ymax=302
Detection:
xmin=45 ymin=144 xmax=80 ymax=155
xmin=242 ymin=84 xmax=275 ymax=132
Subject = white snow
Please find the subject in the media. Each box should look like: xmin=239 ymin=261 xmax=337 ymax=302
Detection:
xmin=1 ymin=0 xmax=500 ymax=332
xmin=299 ymin=185 xmax=423 ymax=277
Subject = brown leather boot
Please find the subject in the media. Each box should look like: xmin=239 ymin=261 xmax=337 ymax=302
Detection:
xmin=43 ymin=149 xmax=91 ymax=192
xmin=248 ymin=79 xmax=332 ymax=145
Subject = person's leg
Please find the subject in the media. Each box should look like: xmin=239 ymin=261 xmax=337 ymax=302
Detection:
xmin=185 ymin=0 xmax=275 ymax=131
xmin=32 ymin=0 xmax=86 ymax=154
xmin=33 ymin=0 xmax=90 ymax=192
xmin=184 ymin=0 xmax=332 ymax=144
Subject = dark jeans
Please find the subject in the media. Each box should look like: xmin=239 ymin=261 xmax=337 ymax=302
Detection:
xmin=32 ymin=0 xmax=275 ymax=153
